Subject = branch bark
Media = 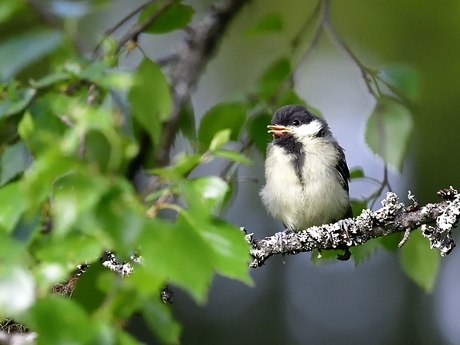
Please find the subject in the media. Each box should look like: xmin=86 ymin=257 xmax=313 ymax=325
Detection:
xmin=156 ymin=0 xmax=250 ymax=166
xmin=246 ymin=188 xmax=459 ymax=268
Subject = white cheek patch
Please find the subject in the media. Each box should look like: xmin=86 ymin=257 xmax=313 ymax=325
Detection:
xmin=294 ymin=119 xmax=323 ymax=137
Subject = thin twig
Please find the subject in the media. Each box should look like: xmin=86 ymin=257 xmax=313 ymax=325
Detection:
xmin=290 ymin=0 xmax=322 ymax=52
xmin=290 ymin=1 xmax=325 ymax=79
xmin=93 ymin=0 xmax=157 ymax=57
xmin=115 ymin=0 xmax=175 ymax=54
xmin=369 ymin=164 xmax=392 ymax=208
xmin=321 ymin=0 xmax=378 ymax=98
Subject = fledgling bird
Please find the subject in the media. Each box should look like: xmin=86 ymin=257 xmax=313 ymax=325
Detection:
xmin=260 ymin=104 xmax=352 ymax=232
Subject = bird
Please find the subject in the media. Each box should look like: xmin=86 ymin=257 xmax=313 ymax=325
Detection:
xmin=260 ymin=104 xmax=352 ymax=234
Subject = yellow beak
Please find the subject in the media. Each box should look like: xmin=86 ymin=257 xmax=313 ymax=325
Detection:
xmin=267 ymin=125 xmax=292 ymax=138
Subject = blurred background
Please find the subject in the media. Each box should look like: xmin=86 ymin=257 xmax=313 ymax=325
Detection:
xmin=4 ymin=0 xmax=460 ymax=344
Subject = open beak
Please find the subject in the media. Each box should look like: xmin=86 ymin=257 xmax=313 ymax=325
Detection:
xmin=267 ymin=125 xmax=292 ymax=138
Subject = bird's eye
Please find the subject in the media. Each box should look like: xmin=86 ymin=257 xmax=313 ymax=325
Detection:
xmin=292 ymin=119 xmax=301 ymax=126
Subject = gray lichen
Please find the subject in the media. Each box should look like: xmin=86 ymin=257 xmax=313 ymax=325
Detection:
xmin=247 ymin=188 xmax=460 ymax=267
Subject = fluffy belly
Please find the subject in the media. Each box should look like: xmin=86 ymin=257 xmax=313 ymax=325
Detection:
xmin=261 ymin=179 xmax=347 ymax=230
xmin=260 ymin=145 xmax=349 ymax=231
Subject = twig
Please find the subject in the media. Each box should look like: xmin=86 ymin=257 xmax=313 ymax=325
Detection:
xmin=289 ymin=1 xmax=325 ymax=80
xmin=290 ymin=1 xmax=322 ymax=52
xmin=115 ymin=0 xmax=175 ymax=54
xmin=321 ymin=0 xmax=378 ymax=98
xmin=366 ymin=164 xmax=392 ymax=209
xmin=93 ymin=0 xmax=157 ymax=57
xmin=247 ymin=188 xmax=459 ymax=267
xmin=321 ymin=0 xmax=417 ymax=112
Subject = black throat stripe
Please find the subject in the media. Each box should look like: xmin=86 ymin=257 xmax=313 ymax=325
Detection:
xmin=274 ymin=135 xmax=305 ymax=183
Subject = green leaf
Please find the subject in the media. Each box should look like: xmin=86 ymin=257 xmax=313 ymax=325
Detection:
xmin=311 ymin=249 xmax=344 ymax=263
xmin=17 ymin=110 xmax=34 ymax=141
xmin=378 ymin=64 xmax=420 ymax=101
xmin=140 ymin=2 xmax=194 ymax=34
xmin=142 ymin=298 xmax=181 ymax=344
xmin=94 ymin=188 xmax=144 ymax=254
xmin=79 ymin=60 xmax=108 ymax=83
xmin=127 ymin=264 xmax=164 ymax=296
xmin=257 ymin=57 xmax=291 ymax=99
xmin=198 ymin=102 xmax=246 ymax=149
xmin=245 ymin=13 xmax=283 ymax=35
xmin=381 ymin=232 xmax=403 ymax=252
xmin=178 ymin=102 xmax=196 ymax=141
xmin=140 ymin=217 xmax=215 ymax=302
xmin=0 ymin=141 xmax=31 ymax=186
xmin=0 ymin=231 xmax=25 ymax=266
xmin=247 ymin=111 xmax=272 ymax=155
xmin=213 ymin=149 xmax=251 ymax=164
xmin=0 ymin=30 xmax=62 ymax=81
xmin=180 ymin=178 xmax=251 ymax=284
xmin=400 ymin=230 xmax=440 ymax=292
xmin=51 ymin=172 xmax=111 ymax=237
xmin=36 ymin=234 xmax=103 ymax=267
xmin=23 ymin=151 xmax=76 ymax=208
xmin=350 ymin=239 xmax=380 ymax=265
xmin=349 ymin=167 xmax=364 ymax=179
xmin=365 ymin=96 xmax=413 ymax=171
xmin=0 ymin=87 xmax=36 ymax=117
xmin=29 ymin=71 xmax=71 ymax=88
xmin=351 ymin=200 xmax=367 ymax=218
xmin=0 ymin=182 xmax=26 ymax=232
xmin=199 ymin=219 xmax=252 ymax=284
xmin=209 ymin=129 xmax=231 ymax=152
xmin=0 ymin=1 xmax=23 ymax=24
xmin=71 ymin=262 xmax=107 ymax=314
xmin=25 ymin=295 xmax=96 ymax=345
xmin=12 ymin=212 xmax=40 ymax=245
xmin=187 ymin=176 xmax=229 ymax=210
xmin=150 ymin=152 xmax=201 ymax=179
xmin=129 ymin=58 xmax=172 ymax=146
xmin=115 ymin=330 xmax=142 ymax=345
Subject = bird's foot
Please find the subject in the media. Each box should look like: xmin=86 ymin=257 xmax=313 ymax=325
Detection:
xmin=337 ymin=219 xmax=352 ymax=261
xmin=337 ymin=218 xmax=351 ymax=236
xmin=336 ymin=246 xmax=351 ymax=261
xmin=274 ymin=229 xmax=292 ymax=252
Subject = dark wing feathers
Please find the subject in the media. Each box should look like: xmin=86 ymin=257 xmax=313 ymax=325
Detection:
xmin=335 ymin=147 xmax=353 ymax=218
xmin=335 ymin=148 xmax=350 ymax=193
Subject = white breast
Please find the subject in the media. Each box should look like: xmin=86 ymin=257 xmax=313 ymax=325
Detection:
xmin=260 ymin=139 xmax=349 ymax=231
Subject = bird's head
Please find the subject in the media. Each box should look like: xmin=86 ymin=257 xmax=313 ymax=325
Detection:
xmin=267 ymin=105 xmax=329 ymax=141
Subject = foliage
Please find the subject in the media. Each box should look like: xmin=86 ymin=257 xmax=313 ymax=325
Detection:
xmin=0 ymin=0 xmax=437 ymax=343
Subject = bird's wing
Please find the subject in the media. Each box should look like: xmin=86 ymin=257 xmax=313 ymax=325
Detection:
xmin=335 ymin=149 xmax=350 ymax=193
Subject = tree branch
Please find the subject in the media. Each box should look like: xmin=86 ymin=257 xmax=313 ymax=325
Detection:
xmin=246 ymin=187 xmax=459 ymax=268
xmin=156 ymin=0 xmax=250 ymax=166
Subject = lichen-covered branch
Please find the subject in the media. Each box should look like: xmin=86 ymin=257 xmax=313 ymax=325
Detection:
xmin=246 ymin=188 xmax=459 ymax=268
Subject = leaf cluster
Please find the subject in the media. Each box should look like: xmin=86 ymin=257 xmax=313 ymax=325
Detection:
xmin=0 ymin=0 xmax=434 ymax=344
